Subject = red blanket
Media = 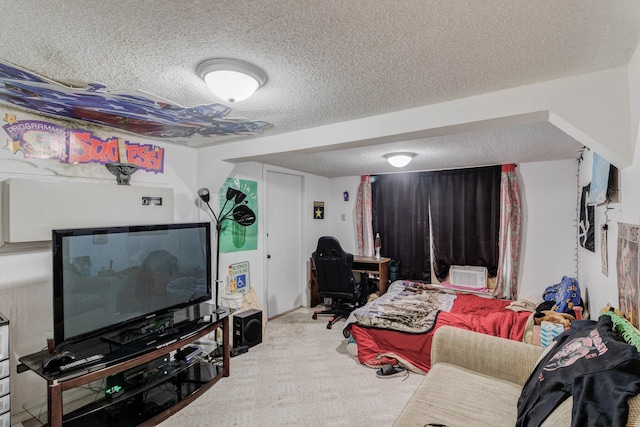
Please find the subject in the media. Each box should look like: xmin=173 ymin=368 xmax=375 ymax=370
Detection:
xmin=345 ymin=293 xmax=532 ymax=373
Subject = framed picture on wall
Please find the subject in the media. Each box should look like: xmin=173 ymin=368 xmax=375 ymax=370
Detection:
xmin=219 ymin=178 xmax=258 ymax=253
xmin=314 ymin=201 xmax=324 ymax=219
xmin=617 ymin=223 xmax=640 ymax=327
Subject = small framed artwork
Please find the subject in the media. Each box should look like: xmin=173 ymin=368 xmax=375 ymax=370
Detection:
xmin=314 ymin=201 xmax=324 ymax=219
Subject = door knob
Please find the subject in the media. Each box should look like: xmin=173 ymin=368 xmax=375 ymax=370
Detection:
xmin=267 ymin=254 xmax=271 ymax=259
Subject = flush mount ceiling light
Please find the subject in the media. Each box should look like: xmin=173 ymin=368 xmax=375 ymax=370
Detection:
xmin=197 ymin=58 xmax=267 ymax=102
xmin=384 ymin=152 xmax=416 ymax=168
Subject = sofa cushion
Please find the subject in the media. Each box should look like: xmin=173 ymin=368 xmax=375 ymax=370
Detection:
xmin=430 ymin=325 xmax=544 ymax=386
xmin=394 ymin=363 xmax=522 ymax=427
xmin=628 ymin=394 xmax=640 ymax=426
xmin=538 ymin=398 xmax=572 ymax=426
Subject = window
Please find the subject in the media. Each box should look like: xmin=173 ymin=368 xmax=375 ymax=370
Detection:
xmin=372 ymin=166 xmax=500 ymax=283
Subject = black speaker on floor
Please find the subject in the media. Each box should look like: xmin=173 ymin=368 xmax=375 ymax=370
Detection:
xmin=233 ymin=309 xmax=262 ymax=348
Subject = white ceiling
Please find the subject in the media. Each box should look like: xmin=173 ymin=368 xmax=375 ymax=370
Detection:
xmin=0 ymin=1 xmax=639 ymax=177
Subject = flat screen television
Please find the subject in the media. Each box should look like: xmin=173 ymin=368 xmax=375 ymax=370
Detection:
xmin=52 ymin=222 xmax=212 ymax=350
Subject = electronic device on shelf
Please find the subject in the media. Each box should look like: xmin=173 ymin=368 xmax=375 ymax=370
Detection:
xmin=230 ymin=345 xmax=249 ymax=357
xmin=42 ymin=350 xmax=76 ymax=371
xmin=105 ymin=353 xmax=171 ymax=398
xmin=51 ymin=222 xmax=212 ymax=354
xmin=175 ymin=345 xmax=203 ymax=363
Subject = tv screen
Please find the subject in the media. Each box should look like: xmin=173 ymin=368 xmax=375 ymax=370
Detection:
xmin=52 ymin=222 xmax=212 ymax=349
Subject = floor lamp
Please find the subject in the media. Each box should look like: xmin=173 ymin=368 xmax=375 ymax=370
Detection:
xmin=198 ymin=187 xmax=256 ymax=314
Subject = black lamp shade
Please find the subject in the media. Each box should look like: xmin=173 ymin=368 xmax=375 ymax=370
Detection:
xmin=234 ymin=192 xmax=247 ymax=204
xmin=232 ymin=204 xmax=256 ymax=226
xmin=197 ymin=188 xmax=210 ymax=203
xmin=226 ymin=187 xmax=239 ymax=201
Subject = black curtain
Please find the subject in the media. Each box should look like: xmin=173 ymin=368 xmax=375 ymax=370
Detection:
xmin=371 ymin=173 xmax=431 ymax=282
xmin=429 ymin=166 xmax=501 ymax=281
xmin=372 ymin=166 xmax=500 ymax=283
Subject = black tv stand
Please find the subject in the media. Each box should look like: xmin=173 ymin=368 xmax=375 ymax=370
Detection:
xmin=19 ymin=308 xmax=230 ymax=427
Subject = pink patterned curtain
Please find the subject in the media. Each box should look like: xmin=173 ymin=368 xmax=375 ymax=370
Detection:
xmin=494 ymin=164 xmax=522 ymax=299
xmin=356 ymin=175 xmax=374 ymax=256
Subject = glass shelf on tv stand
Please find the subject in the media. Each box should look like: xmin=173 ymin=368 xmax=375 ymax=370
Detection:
xmin=22 ymin=355 xmax=223 ymax=426
xmin=19 ymin=306 xmax=229 ymax=426
xmin=23 ymin=379 xmax=104 ymax=426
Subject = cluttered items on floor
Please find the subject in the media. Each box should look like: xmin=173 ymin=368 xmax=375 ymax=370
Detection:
xmin=517 ymin=311 xmax=640 ymax=426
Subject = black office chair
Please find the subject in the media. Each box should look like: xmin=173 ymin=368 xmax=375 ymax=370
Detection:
xmin=311 ymin=236 xmax=366 ymax=329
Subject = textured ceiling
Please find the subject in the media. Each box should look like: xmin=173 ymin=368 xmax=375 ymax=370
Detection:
xmin=0 ymin=1 xmax=639 ymax=176
xmin=236 ymin=121 xmax=583 ymax=177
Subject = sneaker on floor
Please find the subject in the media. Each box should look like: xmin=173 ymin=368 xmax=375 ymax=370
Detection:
xmin=364 ymin=356 xmax=398 ymax=368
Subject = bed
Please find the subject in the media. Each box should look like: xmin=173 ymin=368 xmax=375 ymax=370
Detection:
xmin=343 ymin=280 xmax=533 ymax=373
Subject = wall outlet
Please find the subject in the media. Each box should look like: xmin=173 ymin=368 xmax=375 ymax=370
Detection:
xmin=142 ymin=196 xmax=163 ymax=206
xmin=341 ymin=213 xmax=346 ymax=221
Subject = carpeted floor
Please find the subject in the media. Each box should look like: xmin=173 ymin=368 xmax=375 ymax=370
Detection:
xmin=158 ymin=307 xmax=423 ymax=427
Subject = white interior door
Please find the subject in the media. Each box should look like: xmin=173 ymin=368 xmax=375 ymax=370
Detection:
xmin=266 ymin=171 xmax=302 ymax=318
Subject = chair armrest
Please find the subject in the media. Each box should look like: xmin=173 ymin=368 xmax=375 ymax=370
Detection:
xmin=431 ymin=325 xmax=545 ymax=386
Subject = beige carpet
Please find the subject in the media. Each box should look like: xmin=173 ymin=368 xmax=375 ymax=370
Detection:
xmin=158 ymin=307 xmax=423 ymax=427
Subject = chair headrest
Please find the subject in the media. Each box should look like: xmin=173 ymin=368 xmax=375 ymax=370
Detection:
xmin=316 ymin=236 xmax=344 ymax=252
xmin=314 ymin=236 xmax=353 ymax=261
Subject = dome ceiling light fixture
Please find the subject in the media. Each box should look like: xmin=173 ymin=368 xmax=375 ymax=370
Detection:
xmin=384 ymin=152 xmax=416 ymax=168
xmin=197 ymin=58 xmax=267 ymax=102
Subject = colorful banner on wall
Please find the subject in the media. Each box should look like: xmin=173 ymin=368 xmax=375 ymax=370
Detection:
xmin=0 ymin=59 xmax=271 ymax=141
xmin=617 ymin=222 xmax=640 ymax=327
xmin=219 ymin=178 xmax=258 ymax=253
xmin=2 ymin=114 xmax=165 ymax=173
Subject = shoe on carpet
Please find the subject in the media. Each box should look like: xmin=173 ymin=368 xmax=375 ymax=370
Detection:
xmin=376 ymin=363 xmax=407 ymax=378
xmin=364 ymin=355 xmax=398 ymax=368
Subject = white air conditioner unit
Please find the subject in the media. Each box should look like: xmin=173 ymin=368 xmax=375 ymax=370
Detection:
xmin=449 ymin=265 xmax=488 ymax=289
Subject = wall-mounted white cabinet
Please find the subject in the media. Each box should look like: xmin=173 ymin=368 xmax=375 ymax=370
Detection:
xmin=1 ymin=178 xmax=174 ymax=252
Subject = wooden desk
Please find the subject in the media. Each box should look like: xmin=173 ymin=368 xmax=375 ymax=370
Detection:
xmin=352 ymin=256 xmax=391 ymax=295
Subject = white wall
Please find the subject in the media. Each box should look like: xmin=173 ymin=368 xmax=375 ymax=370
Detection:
xmin=576 ymin=42 xmax=640 ymax=319
xmin=518 ymin=160 xmax=578 ymax=300
xmin=327 ymin=176 xmax=361 ymax=253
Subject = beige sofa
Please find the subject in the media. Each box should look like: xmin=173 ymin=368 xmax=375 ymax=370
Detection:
xmin=394 ymin=325 xmax=640 ymax=426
